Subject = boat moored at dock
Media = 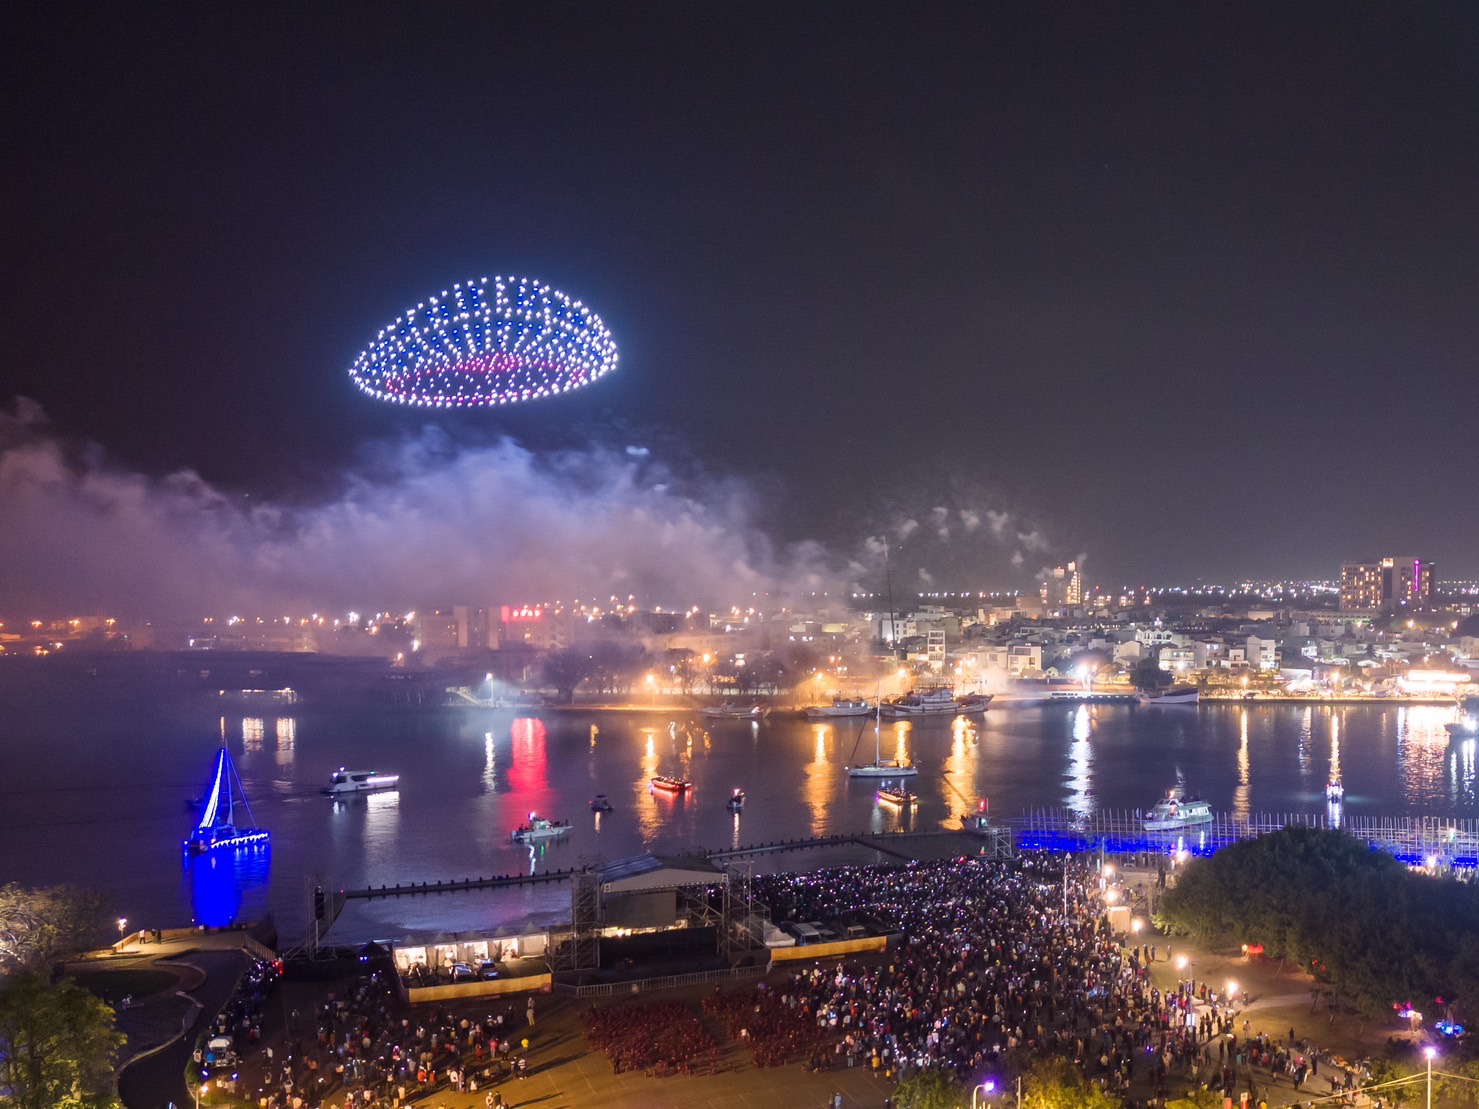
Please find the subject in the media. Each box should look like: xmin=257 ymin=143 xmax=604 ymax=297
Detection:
xmin=1143 ymin=787 xmax=1214 ymax=832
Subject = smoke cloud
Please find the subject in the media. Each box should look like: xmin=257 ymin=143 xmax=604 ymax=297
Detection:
xmin=0 ymin=400 xmax=837 ymax=619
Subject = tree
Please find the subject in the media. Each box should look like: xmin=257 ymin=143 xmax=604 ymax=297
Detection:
xmin=892 ymin=1069 xmax=962 ymax=1109
xmin=1166 ymin=1090 xmax=1225 ymax=1109
xmin=1021 ymin=1058 xmax=1125 ymax=1109
xmin=0 ymin=885 xmax=108 ymax=973
xmin=0 ymin=970 xmax=123 ymax=1109
xmin=541 ymin=649 xmax=594 ymax=704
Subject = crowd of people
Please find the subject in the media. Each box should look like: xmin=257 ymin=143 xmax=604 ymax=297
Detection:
xmin=701 ymin=985 xmax=832 ymax=1068
xmin=583 ymin=998 xmax=720 ymax=1075
xmin=217 ymin=968 xmax=538 ymax=1109
xmin=749 ymin=854 xmax=1339 ymax=1106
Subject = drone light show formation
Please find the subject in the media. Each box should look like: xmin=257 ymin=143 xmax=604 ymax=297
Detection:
xmin=349 ymin=276 xmax=618 ymax=408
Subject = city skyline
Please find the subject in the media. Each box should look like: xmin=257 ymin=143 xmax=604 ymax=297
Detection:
xmin=4 ymin=5 xmax=1478 ymax=617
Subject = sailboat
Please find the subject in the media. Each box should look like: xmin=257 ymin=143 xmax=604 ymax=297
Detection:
xmin=845 ymin=696 xmax=919 ymax=779
xmin=183 ymin=746 xmax=271 ymax=855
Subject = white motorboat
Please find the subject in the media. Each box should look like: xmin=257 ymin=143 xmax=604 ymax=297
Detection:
xmin=1326 ymin=778 xmax=1345 ymax=802
xmin=511 ymin=813 xmax=571 ymax=843
xmin=1143 ymin=787 xmax=1214 ymax=832
xmin=804 ymin=697 xmax=875 ymax=720
xmin=699 ymin=704 xmax=770 ymax=720
xmin=323 ymin=768 xmax=400 ymax=795
xmin=1137 ymin=687 xmax=1201 ymax=706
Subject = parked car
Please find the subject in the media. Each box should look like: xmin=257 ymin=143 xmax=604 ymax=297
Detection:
xmin=477 ymin=960 xmax=500 ymax=980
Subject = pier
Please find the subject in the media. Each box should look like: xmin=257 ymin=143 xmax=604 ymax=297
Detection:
xmin=332 ymin=810 xmax=1478 ymax=903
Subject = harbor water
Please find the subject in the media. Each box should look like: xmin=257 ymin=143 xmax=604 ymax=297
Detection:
xmin=0 ymin=695 xmax=1473 ymax=943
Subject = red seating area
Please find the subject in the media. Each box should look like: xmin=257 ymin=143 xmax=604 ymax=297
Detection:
xmin=583 ymin=999 xmax=720 ymax=1076
xmin=703 ymin=989 xmax=832 ymax=1068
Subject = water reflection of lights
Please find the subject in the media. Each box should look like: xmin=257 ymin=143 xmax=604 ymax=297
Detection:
xmin=185 ymin=848 xmax=270 ymax=929
xmin=890 ymin=721 xmax=912 ymax=767
xmin=1326 ymin=714 xmax=1343 ymax=827
xmin=803 ymin=722 xmax=833 ymax=836
xmin=1297 ymin=707 xmax=1311 ymax=777
xmin=732 ymin=810 xmax=742 ymax=850
xmin=1451 ymin=737 xmax=1476 ymax=805
xmin=482 ymin=732 xmax=497 ymax=793
xmin=275 ymin=717 xmax=296 ymax=745
xmin=1066 ymin=706 xmax=1092 ymax=818
xmin=637 ymin=728 xmax=662 ymax=838
xmin=942 ymin=717 xmax=978 ymax=826
xmin=243 ymin=717 xmax=264 ymax=743
xmin=1233 ymin=710 xmax=1250 ymax=821
xmin=1397 ymin=706 xmax=1451 ymax=805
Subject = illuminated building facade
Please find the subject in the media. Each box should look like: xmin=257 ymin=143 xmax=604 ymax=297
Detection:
xmin=1339 ymin=557 xmax=1434 ymax=613
xmin=1041 ymin=562 xmax=1082 ymax=609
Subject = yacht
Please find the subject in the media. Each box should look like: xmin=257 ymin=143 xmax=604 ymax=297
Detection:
xmin=804 ymin=696 xmax=875 ymax=720
xmin=184 ymin=746 xmax=270 ymax=855
xmin=845 ymin=707 xmax=919 ymax=779
xmin=511 ymin=814 xmax=571 ymax=843
xmin=1143 ymin=787 xmax=1214 ymax=832
xmin=323 ymin=768 xmax=400 ymax=795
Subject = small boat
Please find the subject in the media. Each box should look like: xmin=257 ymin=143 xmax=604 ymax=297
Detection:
xmin=589 ymin=794 xmax=613 ymax=812
xmin=1326 ymin=778 xmax=1345 ymax=802
xmin=725 ymin=787 xmax=746 ymax=812
xmin=323 ymin=768 xmax=400 ymax=795
xmin=511 ymin=813 xmax=571 ymax=843
xmin=803 ymin=697 xmax=875 ymax=720
xmin=1137 ymin=687 xmax=1201 ymax=706
xmin=876 ymin=783 xmax=915 ymax=808
xmin=954 ymin=692 xmax=995 ymax=713
xmin=1143 ymin=786 xmax=1214 ymax=832
xmin=698 ymin=704 xmax=770 ymax=720
xmin=1446 ymin=696 xmax=1479 ymax=737
xmin=650 ymin=775 xmax=691 ymax=793
xmin=184 ymin=746 xmax=270 ymax=855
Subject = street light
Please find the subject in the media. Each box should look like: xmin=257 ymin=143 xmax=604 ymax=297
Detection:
xmin=1424 ymin=1045 xmax=1436 ymax=1109
xmin=971 ymin=1080 xmax=995 ymax=1109
xmin=195 ymin=1081 xmax=208 ymax=1109
xmin=116 ymin=918 xmax=127 ymax=948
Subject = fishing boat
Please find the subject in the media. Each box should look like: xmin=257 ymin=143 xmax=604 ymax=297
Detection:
xmin=511 ymin=813 xmax=571 ymax=843
xmin=590 ymin=794 xmax=614 ymax=812
xmin=876 ymin=783 xmax=915 ymax=808
xmin=323 ymin=768 xmax=400 ymax=795
xmin=803 ymin=696 xmax=875 ymax=719
xmin=725 ymin=787 xmax=746 ymax=812
xmin=698 ymin=704 xmax=770 ymax=720
xmin=1143 ymin=786 xmax=1213 ymax=832
xmin=184 ymin=746 xmax=270 ymax=855
xmin=650 ymin=775 xmax=691 ymax=794
xmin=845 ymin=701 xmax=919 ymax=779
xmin=881 ymin=686 xmax=991 ymax=717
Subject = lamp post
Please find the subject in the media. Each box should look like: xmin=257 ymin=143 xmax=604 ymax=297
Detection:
xmin=1425 ymin=1045 xmax=1436 ymax=1109
xmin=116 ymin=917 xmax=127 ymax=949
xmin=195 ymin=1081 xmax=208 ymax=1109
xmin=971 ymin=1079 xmax=995 ymax=1109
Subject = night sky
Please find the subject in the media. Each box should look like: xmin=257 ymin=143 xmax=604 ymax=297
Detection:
xmin=4 ymin=4 xmax=1478 ymax=611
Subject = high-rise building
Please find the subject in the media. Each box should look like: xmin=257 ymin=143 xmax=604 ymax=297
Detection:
xmin=1339 ymin=558 xmax=1434 ymax=613
xmin=1041 ymin=562 xmax=1082 ymax=609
